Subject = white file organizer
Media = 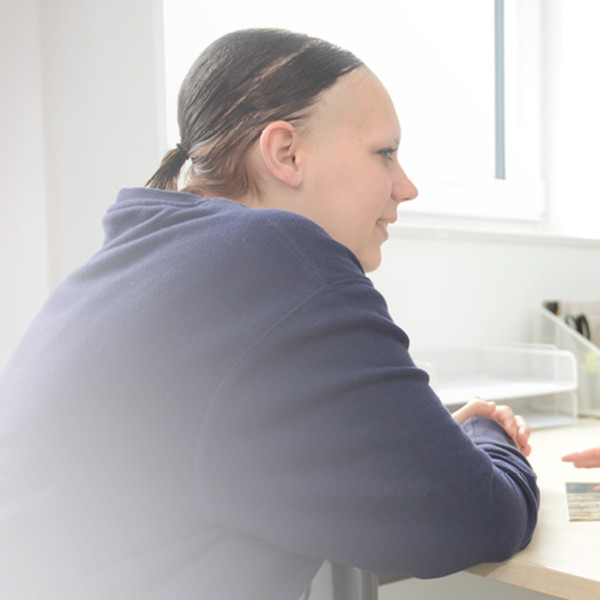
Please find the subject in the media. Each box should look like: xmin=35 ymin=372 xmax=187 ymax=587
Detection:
xmin=533 ymin=304 xmax=600 ymax=418
xmin=416 ymin=345 xmax=578 ymax=428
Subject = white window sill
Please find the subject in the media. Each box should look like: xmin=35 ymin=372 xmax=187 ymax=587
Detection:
xmin=391 ymin=217 xmax=600 ymax=248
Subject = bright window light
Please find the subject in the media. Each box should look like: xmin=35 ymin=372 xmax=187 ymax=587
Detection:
xmin=161 ymin=0 xmax=544 ymax=222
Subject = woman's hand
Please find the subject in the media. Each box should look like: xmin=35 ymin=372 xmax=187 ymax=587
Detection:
xmin=452 ymin=398 xmax=532 ymax=457
xmin=561 ymin=447 xmax=600 ymax=468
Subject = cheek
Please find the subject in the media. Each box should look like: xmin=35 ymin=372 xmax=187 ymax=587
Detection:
xmin=336 ymin=168 xmax=390 ymax=230
xmin=350 ymin=159 xmax=392 ymax=196
xmin=310 ymin=157 xmax=389 ymax=242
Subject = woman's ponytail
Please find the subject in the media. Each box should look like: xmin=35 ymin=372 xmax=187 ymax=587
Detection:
xmin=145 ymin=144 xmax=189 ymax=191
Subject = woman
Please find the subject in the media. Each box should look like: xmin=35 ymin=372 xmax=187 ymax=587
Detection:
xmin=0 ymin=29 xmax=537 ymax=600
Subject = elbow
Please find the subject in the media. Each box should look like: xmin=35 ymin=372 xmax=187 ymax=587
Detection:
xmin=405 ymin=516 xmax=537 ymax=580
xmin=423 ymin=485 xmax=539 ymax=578
xmin=375 ymin=480 xmax=539 ymax=580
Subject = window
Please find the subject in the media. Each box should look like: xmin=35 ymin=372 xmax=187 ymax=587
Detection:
xmin=162 ymin=0 xmax=544 ymax=221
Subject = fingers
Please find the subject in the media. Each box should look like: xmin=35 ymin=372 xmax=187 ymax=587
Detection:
xmin=562 ymin=456 xmax=600 ymax=468
xmin=492 ymin=405 xmax=532 ymax=456
xmin=452 ymin=399 xmax=532 ymax=456
xmin=451 ymin=398 xmax=495 ymax=423
xmin=562 ymin=447 xmax=600 ymax=468
xmin=489 ymin=404 xmax=518 ymax=441
xmin=561 ymin=451 xmax=580 ymax=462
xmin=515 ymin=415 xmax=532 ymax=457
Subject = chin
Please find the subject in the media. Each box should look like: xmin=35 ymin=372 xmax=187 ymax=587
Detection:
xmin=361 ymin=253 xmax=382 ymax=273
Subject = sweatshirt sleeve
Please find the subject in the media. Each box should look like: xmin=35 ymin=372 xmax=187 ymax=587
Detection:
xmin=197 ymin=278 xmax=539 ymax=579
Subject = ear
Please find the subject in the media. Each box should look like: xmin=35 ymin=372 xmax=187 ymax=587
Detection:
xmin=258 ymin=121 xmax=303 ymax=188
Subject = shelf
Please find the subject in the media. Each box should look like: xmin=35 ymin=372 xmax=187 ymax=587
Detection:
xmin=435 ymin=376 xmax=576 ymax=406
xmin=415 ymin=345 xmax=579 ymax=427
xmin=533 ymin=305 xmax=600 ymax=416
xmin=519 ymin=412 xmax=579 ymax=429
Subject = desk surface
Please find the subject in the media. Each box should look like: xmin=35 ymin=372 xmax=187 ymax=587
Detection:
xmin=468 ymin=417 xmax=600 ymax=600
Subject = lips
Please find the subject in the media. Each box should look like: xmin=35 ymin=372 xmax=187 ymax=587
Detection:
xmin=376 ymin=220 xmax=390 ymax=240
xmin=376 ymin=216 xmax=396 ymax=230
xmin=379 ymin=214 xmax=397 ymax=225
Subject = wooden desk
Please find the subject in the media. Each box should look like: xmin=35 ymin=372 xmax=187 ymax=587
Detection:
xmin=468 ymin=417 xmax=600 ymax=600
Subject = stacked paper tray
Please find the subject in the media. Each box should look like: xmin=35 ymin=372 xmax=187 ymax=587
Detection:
xmin=416 ymin=345 xmax=578 ymax=428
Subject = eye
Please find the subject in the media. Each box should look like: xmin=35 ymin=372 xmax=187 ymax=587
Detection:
xmin=378 ymin=147 xmax=398 ymax=162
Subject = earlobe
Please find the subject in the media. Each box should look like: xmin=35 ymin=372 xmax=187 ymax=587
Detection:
xmin=259 ymin=121 xmax=303 ymax=188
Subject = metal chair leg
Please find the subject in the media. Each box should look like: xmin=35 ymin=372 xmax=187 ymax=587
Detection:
xmin=302 ymin=561 xmax=378 ymax=600
xmin=330 ymin=563 xmax=378 ymax=600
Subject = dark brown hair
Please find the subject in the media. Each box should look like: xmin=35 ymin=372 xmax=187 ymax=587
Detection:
xmin=145 ymin=28 xmax=363 ymax=198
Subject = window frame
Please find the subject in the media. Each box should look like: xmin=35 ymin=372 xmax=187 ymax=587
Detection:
xmin=400 ymin=0 xmax=545 ymax=223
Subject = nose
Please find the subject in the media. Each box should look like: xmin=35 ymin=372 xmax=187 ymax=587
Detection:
xmin=392 ymin=164 xmax=418 ymax=204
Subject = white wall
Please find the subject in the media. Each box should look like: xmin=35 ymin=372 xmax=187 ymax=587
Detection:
xmin=39 ymin=0 xmax=166 ymax=285
xmin=372 ymin=226 xmax=600 ymax=358
xmin=0 ymin=0 xmax=165 ymax=367
xmin=0 ymin=0 xmax=48 ymax=368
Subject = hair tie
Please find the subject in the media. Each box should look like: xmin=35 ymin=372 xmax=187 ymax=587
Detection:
xmin=176 ymin=143 xmax=189 ymax=160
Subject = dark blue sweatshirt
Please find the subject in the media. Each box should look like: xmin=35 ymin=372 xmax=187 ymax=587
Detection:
xmin=0 ymin=187 xmax=538 ymax=599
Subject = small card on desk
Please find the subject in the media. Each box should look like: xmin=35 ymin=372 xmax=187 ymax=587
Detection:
xmin=566 ymin=482 xmax=600 ymax=521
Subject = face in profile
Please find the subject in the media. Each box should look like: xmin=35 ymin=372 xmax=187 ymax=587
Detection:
xmin=296 ymin=68 xmax=418 ymax=272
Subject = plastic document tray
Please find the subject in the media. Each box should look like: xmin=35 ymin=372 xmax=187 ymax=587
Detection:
xmin=416 ymin=345 xmax=578 ymax=429
xmin=533 ymin=304 xmax=600 ymax=418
